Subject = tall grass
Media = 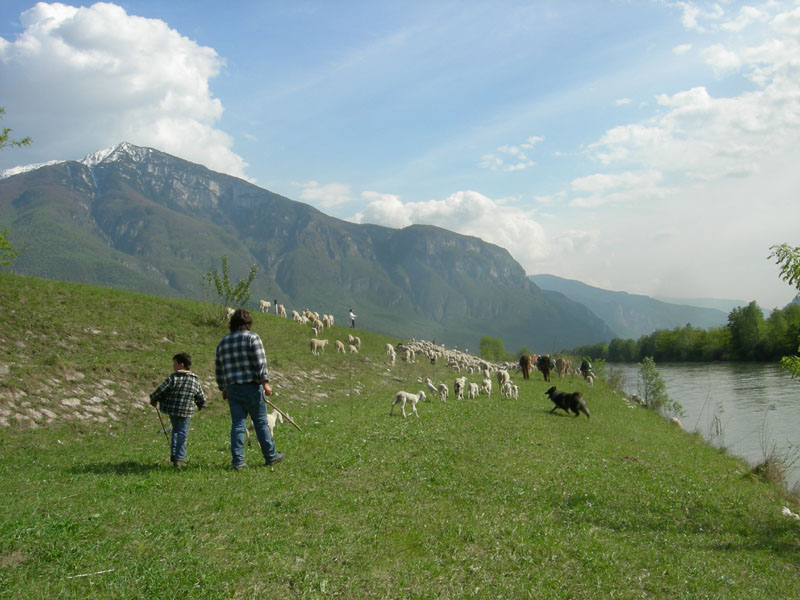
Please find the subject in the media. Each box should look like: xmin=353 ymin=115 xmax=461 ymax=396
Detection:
xmin=1 ymin=272 xmax=799 ymax=599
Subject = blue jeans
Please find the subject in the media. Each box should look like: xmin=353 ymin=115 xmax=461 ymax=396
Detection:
xmin=169 ymin=415 xmax=191 ymax=462
xmin=227 ymin=384 xmax=279 ymax=467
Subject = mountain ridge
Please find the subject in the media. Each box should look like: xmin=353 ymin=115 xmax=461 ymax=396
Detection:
xmin=0 ymin=143 xmax=614 ymax=352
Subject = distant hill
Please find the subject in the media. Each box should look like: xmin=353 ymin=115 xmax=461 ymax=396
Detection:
xmin=530 ymin=274 xmax=730 ymax=339
xmin=0 ymin=143 xmax=614 ymax=352
xmin=653 ymin=296 xmax=747 ymax=314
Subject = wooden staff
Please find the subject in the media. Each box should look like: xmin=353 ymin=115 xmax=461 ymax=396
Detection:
xmin=262 ymin=392 xmax=302 ymax=431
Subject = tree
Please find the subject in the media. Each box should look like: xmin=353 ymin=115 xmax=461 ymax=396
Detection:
xmin=637 ymin=356 xmax=683 ymax=418
xmin=479 ymin=335 xmax=506 ymax=362
xmin=769 ymin=243 xmax=800 ymax=379
xmin=0 ymin=230 xmax=19 ymax=266
xmin=0 ymin=109 xmax=31 ymax=265
xmin=203 ymin=256 xmax=259 ymax=323
xmin=0 ymin=107 xmax=32 ymax=149
xmin=727 ymin=301 xmax=765 ymax=360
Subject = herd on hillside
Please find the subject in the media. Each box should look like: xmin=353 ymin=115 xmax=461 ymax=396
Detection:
xmin=239 ymin=299 xmax=609 ymax=425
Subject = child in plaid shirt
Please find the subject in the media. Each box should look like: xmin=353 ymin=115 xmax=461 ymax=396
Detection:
xmin=150 ymin=352 xmax=206 ymax=468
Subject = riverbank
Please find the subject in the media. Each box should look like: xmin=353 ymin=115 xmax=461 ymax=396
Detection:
xmin=2 ymin=273 xmax=799 ymax=598
xmin=610 ymin=361 xmax=800 ymax=492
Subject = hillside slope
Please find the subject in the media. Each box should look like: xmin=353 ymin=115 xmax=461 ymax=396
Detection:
xmin=1 ymin=272 xmax=798 ymax=598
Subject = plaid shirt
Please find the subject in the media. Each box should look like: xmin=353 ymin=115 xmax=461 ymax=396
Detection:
xmin=215 ymin=329 xmax=270 ymax=391
xmin=150 ymin=371 xmax=206 ymax=418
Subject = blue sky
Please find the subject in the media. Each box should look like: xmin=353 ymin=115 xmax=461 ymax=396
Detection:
xmin=2 ymin=1 xmax=799 ymax=309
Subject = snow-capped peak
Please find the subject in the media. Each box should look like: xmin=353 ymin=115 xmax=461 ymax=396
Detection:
xmin=0 ymin=160 xmax=64 ymax=180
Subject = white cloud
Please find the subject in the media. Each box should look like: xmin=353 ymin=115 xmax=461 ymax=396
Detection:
xmin=722 ymin=5 xmax=768 ymax=32
xmin=479 ymin=135 xmax=541 ymax=172
xmin=673 ymin=43 xmax=693 ymax=55
xmin=616 ymin=98 xmax=632 ymax=106
xmin=0 ymin=2 xmax=248 ymax=179
xmin=350 ymin=189 xmax=549 ymax=268
xmin=296 ymin=180 xmax=354 ymax=208
xmin=702 ymin=43 xmax=742 ymax=75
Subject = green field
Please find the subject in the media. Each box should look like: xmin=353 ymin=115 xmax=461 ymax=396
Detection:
xmin=1 ymin=272 xmax=798 ymax=599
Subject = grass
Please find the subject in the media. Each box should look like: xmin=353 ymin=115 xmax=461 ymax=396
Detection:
xmin=1 ymin=271 xmax=799 ymax=599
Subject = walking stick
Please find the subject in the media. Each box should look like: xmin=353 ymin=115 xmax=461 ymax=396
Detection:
xmin=153 ymin=405 xmax=170 ymax=443
xmin=262 ymin=391 xmax=302 ymax=431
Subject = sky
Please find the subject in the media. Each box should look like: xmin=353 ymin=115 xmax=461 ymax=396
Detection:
xmin=1 ymin=1 xmax=799 ymax=310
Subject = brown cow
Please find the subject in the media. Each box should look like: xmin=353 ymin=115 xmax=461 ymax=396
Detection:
xmin=519 ymin=354 xmax=532 ymax=380
xmin=537 ymin=355 xmax=552 ymax=382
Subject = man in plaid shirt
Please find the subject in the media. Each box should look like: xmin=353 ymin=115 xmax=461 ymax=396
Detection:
xmin=150 ymin=352 xmax=206 ymax=468
xmin=215 ymin=308 xmax=284 ymax=470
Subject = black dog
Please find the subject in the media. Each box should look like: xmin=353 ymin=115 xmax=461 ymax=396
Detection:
xmin=545 ymin=386 xmax=590 ymax=419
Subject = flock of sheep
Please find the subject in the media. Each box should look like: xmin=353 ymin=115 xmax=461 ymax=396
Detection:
xmin=252 ymin=299 xmax=583 ymax=420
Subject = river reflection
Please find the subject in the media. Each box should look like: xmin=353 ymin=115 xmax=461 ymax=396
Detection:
xmin=609 ymin=362 xmax=800 ymax=490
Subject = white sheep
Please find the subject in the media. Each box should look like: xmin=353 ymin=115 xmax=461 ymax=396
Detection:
xmin=670 ymin=417 xmax=683 ymax=430
xmin=387 ymin=347 xmax=396 ymax=366
xmin=309 ymin=338 xmax=328 ymax=355
xmin=501 ymin=380 xmax=513 ymax=398
xmin=348 ymin=344 xmax=359 ymax=354
xmin=511 ymin=384 xmax=519 ymax=400
xmin=437 ymin=383 xmax=448 ymax=403
xmin=267 ymin=409 xmax=283 ymax=438
xmin=353 ymin=336 xmax=361 ymax=349
xmin=480 ymin=377 xmax=492 ymax=398
xmin=454 ymin=377 xmax=467 ymax=401
xmin=496 ymin=369 xmax=510 ymax=387
xmin=424 ymin=377 xmax=438 ymax=396
xmin=258 ymin=300 xmax=271 ymax=313
xmin=390 ymin=390 xmax=425 ymax=418
xmin=277 ymin=304 xmax=287 ymax=318
xmin=467 ymin=382 xmax=479 ymax=400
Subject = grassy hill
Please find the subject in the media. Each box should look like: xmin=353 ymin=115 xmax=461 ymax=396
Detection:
xmin=1 ymin=272 xmax=798 ymax=599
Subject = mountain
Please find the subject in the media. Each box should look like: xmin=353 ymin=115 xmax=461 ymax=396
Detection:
xmin=530 ymin=274 xmax=730 ymax=339
xmin=0 ymin=143 xmax=614 ymax=352
xmin=653 ymin=296 xmax=747 ymax=314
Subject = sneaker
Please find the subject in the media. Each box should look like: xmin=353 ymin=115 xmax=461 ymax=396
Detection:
xmin=265 ymin=451 xmax=285 ymax=466
xmin=173 ymin=460 xmax=186 ymax=468
xmin=233 ymin=462 xmax=247 ymax=471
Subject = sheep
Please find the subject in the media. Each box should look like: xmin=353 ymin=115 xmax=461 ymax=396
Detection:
xmin=348 ymin=334 xmax=356 ymax=345
xmin=437 ymin=383 xmax=448 ymax=403
xmin=387 ymin=347 xmax=396 ymax=366
xmin=454 ymin=377 xmax=467 ymax=401
xmin=267 ymin=409 xmax=283 ymax=438
xmin=311 ymin=326 xmax=320 ymax=337
xmin=390 ymin=390 xmax=425 ymax=418
xmin=500 ymin=380 xmax=513 ymax=398
xmin=510 ymin=384 xmax=519 ymax=400
xmin=353 ymin=336 xmax=361 ymax=349
xmin=385 ymin=343 xmax=394 ymax=354
xmin=335 ymin=340 xmax=346 ymax=354
xmin=467 ymin=382 xmax=479 ymax=400
xmin=309 ymin=338 xmax=328 ymax=355
xmin=276 ymin=304 xmax=287 ymax=318
xmin=424 ymin=377 xmax=438 ymax=396
xmin=348 ymin=344 xmax=359 ymax=354
xmin=496 ymin=369 xmax=510 ymax=387
xmin=480 ymin=377 xmax=492 ymax=398
xmin=670 ymin=417 xmax=683 ymax=430
xmin=258 ymin=300 xmax=271 ymax=313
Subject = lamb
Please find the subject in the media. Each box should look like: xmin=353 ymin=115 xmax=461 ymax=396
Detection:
xmin=480 ymin=377 xmax=492 ymax=398
xmin=501 ymin=380 xmax=513 ymax=398
xmin=309 ymin=338 xmax=328 ymax=355
xmin=390 ymin=390 xmax=425 ymax=418
xmin=670 ymin=417 xmax=683 ymax=429
xmin=276 ymin=304 xmax=287 ymax=318
xmin=348 ymin=344 xmax=359 ymax=354
xmin=437 ymin=383 xmax=449 ymax=403
xmin=424 ymin=377 xmax=438 ymax=396
xmin=496 ymin=369 xmax=510 ymax=387
xmin=335 ymin=340 xmax=346 ymax=354
xmin=258 ymin=300 xmax=271 ymax=313
xmin=467 ymin=382 xmax=479 ymax=400
xmin=387 ymin=347 xmax=396 ymax=366
xmin=454 ymin=377 xmax=467 ymax=401
xmin=267 ymin=409 xmax=283 ymax=438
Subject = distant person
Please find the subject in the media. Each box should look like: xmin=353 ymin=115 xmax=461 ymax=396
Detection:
xmin=348 ymin=308 xmax=357 ymax=328
xmin=150 ymin=352 xmax=206 ymax=468
xmin=215 ymin=308 xmax=284 ymax=470
xmin=580 ymin=358 xmax=593 ymax=379
xmin=273 ymin=299 xmax=278 ymax=314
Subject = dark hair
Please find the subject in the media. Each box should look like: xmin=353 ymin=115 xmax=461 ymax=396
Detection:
xmin=229 ymin=308 xmax=253 ymax=332
xmin=173 ymin=352 xmax=192 ymax=369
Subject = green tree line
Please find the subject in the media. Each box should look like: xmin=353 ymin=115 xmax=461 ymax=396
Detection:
xmin=568 ymin=299 xmax=800 ymax=363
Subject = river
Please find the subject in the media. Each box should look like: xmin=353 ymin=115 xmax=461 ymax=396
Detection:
xmin=608 ymin=362 xmax=800 ymax=491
